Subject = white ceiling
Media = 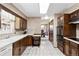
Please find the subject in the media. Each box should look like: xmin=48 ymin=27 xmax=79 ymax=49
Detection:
xmin=13 ymin=3 xmax=40 ymax=17
xmin=47 ymin=3 xmax=75 ymax=16
xmin=13 ymin=3 xmax=75 ymax=17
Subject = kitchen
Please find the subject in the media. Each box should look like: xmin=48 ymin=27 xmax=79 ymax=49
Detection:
xmin=0 ymin=4 xmax=41 ymax=56
xmin=1 ymin=3 xmax=79 ymax=56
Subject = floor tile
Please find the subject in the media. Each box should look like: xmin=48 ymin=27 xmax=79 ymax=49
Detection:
xmin=22 ymin=37 xmax=64 ymax=56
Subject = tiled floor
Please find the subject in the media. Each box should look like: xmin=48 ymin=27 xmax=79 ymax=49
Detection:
xmin=22 ymin=36 xmax=64 ymax=56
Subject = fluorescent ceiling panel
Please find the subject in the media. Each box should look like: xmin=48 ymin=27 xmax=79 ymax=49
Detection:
xmin=40 ymin=3 xmax=49 ymax=14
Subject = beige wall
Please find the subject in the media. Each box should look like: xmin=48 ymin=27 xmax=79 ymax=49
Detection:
xmin=1 ymin=3 xmax=27 ymax=19
xmin=27 ymin=17 xmax=41 ymax=34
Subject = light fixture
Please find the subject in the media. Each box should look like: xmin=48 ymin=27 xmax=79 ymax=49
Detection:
xmin=41 ymin=15 xmax=49 ymax=20
xmin=44 ymin=15 xmax=49 ymax=19
xmin=40 ymin=3 xmax=49 ymax=14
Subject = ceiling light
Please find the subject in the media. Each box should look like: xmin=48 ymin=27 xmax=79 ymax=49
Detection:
xmin=41 ymin=15 xmax=49 ymax=20
xmin=44 ymin=15 xmax=49 ymax=19
xmin=40 ymin=3 xmax=49 ymax=14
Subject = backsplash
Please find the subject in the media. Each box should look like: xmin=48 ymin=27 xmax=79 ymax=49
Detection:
xmin=0 ymin=30 xmax=25 ymax=40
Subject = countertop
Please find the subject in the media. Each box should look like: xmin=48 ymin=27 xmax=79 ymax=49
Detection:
xmin=64 ymin=37 xmax=79 ymax=44
xmin=0 ymin=34 xmax=41 ymax=49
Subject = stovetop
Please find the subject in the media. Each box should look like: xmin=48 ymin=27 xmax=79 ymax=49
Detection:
xmin=69 ymin=37 xmax=79 ymax=41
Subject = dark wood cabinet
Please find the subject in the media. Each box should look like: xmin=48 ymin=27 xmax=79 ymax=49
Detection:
xmin=70 ymin=9 xmax=79 ymax=19
xmin=12 ymin=36 xmax=33 ymax=56
xmin=49 ymin=20 xmax=53 ymax=42
xmin=69 ymin=9 xmax=79 ymax=23
xmin=70 ymin=41 xmax=79 ymax=56
xmin=12 ymin=40 xmax=21 ymax=56
xmin=63 ymin=14 xmax=70 ymax=37
xmin=64 ymin=39 xmax=79 ymax=56
xmin=64 ymin=39 xmax=70 ymax=56
xmin=57 ymin=42 xmax=64 ymax=53
xmin=57 ymin=14 xmax=70 ymax=53
xmin=26 ymin=36 xmax=32 ymax=46
xmin=15 ymin=17 xmax=27 ymax=31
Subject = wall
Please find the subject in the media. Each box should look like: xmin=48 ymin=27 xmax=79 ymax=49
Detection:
xmin=27 ymin=17 xmax=41 ymax=34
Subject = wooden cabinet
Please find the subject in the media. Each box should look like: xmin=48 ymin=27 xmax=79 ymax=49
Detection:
xmin=26 ymin=36 xmax=32 ymax=46
xmin=57 ymin=42 xmax=64 ymax=53
xmin=64 ymin=39 xmax=79 ymax=56
xmin=70 ymin=9 xmax=79 ymax=19
xmin=64 ymin=39 xmax=70 ymax=56
xmin=70 ymin=9 xmax=79 ymax=23
xmin=63 ymin=14 xmax=70 ymax=37
xmin=57 ymin=14 xmax=70 ymax=54
xmin=70 ymin=41 xmax=79 ymax=56
xmin=12 ymin=36 xmax=33 ymax=56
xmin=15 ymin=16 xmax=27 ymax=30
xmin=49 ymin=20 xmax=53 ymax=42
xmin=12 ymin=40 xmax=21 ymax=56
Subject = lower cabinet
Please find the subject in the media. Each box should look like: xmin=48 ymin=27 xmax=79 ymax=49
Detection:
xmin=12 ymin=36 xmax=33 ymax=56
xmin=64 ymin=39 xmax=70 ymax=56
xmin=12 ymin=40 xmax=21 ymax=56
xmin=26 ymin=36 xmax=32 ymax=46
xmin=58 ymin=42 xmax=64 ymax=53
xmin=64 ymin=39 xmax=79 ymax=56
xmin=70 ymin=42 xmax=79 ymax=56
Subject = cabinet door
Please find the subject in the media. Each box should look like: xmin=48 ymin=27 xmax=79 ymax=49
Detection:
xmin=70 ymin=42 xmax=78 ymax=56
xmin=64 ymin=39 xmax=70 ymax=56
xmin=15 ymin=17 xmax=21 ymax=30
xmin=12 ymin=40 xmax=20 ymax=56
xmin=22 ymin=19 xmax=27 ymax=30
xmin=28 ymin=36 xmax=32 ymax=46
xmin=70 ymin=47 xmax=78 ymax=56
xmin=26 ymin=36 xmax=32 ymax=46
xmin=20 ymin=38 xmax=26 ymax=54
xmin=57 ymin=42 xmax=63 ymax=53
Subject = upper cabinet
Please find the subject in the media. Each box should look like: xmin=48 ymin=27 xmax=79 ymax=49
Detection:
xmin=15 ymin=16 xmax=27 ymax=31
xmin=69 ymin=9 xmax=79 ymax=23
xmin=0 ymin=4 xmax=27 ymax=33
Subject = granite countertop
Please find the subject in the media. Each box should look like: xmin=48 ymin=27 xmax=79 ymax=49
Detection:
xmin=64 ymin=37 xmax=79 ymax=44
xmin=0 ymin=34 xmax=34 ymax=48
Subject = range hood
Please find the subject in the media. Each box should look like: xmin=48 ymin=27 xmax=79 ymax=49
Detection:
xmin=69 ymin=17 xmax=79 ymax=24
xmin=69 ymin=20 xmax=79 ymax=24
